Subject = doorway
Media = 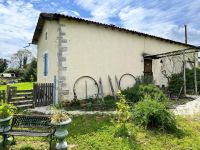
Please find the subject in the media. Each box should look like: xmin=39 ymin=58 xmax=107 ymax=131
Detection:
xmin=144 ymin=58 xmax=153 ymax=77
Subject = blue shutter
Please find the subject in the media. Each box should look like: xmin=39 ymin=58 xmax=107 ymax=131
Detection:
xmin=44 ymin=53 xmax=48 ymax=76
xmin=43 ymin=54 xmax=45 ymax=76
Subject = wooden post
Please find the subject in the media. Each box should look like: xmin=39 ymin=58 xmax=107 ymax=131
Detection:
xmin=32 ymin=83 xmax=36 ymax=108
xmin=6 ymin=85 xmax=10 ymax=103
xmin=194 ymin=51 xmax=198 ymax=95
xmin=99 ymin=77 xmax=104 ymax=102
xmin=183 ymin=51 xmax=186 ymax=96
xmin=53 ymin=76 xmax=57 ymax=104
xmin=3 ymin=90 xmax=5 ymax=103
xmin=85 ymin=80 xmax=88 ymax=100
xmin=108 ymin=75 xmax=117 ymax=100
xmin=115 ymin=75 xmax=121 ymax=90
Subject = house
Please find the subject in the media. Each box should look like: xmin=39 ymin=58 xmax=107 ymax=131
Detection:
xmin=32 ymin=13 xmax=197 ymax=102
xmin=0 ymin=73 xmax=16 ymax=78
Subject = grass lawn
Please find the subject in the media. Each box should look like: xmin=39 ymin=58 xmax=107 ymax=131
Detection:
xmin=0 ymin=82 xmax=34 ymax=91
xmin=5 ymin=114 xmax=200 ymax=150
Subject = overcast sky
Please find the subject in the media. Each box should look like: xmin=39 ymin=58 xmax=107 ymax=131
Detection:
xmin=0 ymin=0 xmax=200 ymax=58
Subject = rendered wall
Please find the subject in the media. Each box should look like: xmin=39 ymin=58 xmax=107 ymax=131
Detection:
xmin=37 ymin=20 xmax=58 ymax=86
xmin=59 ymin=19 xmax=190 ymax=100
xmin=37 ymin=18 xmax=194 ymax=101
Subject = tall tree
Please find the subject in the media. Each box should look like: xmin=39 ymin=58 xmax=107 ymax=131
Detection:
xmin=0 ymin=58 xmax=8 ymax=73
xmin=23 ymin=58 xmax=37 ymax=81
xmin=11 ymin=49 xmax=33 ymax=68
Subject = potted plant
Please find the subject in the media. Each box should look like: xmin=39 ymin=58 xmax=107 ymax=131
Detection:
xmin=0 ymin=102 xmax=16 ymax=146
xmin=51 ymin=109 xmax=71 ymax=150
xmin=0 ymin=102 xmax=16 ymax=133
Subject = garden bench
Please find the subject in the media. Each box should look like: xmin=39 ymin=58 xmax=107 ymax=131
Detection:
xmin=3 ymin=114 xmax=55 ymax=150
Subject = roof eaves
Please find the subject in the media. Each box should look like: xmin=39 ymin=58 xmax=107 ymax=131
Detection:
xmin=32 ymin=13 xmax=198 ymax=48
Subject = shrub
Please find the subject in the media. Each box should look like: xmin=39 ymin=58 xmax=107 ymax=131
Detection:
xmin=4 ymin=59 xmax=37 ymax=82
xmin=114 ymin=91 xmax=131 ymax=137
xmin=23 ymin=58 xmax=37 ymax=82
xmin=104 ymin=95 xmax=116 ymax=106
xmin=20 ymin=144 xmax=35 ymax=150
xmin=4 ymin=68 xmax=25 ymax=78
xmin=115 ymin=91 xmax=131 ymax=124
xmin=122 ymin=84 xmax=168 ymax=103
xmin=132 ymin=95 xmax=176 ymax=131
xmin=168 ymin=68 xmax=200 ymax=95
xmin=168 ymin=73 xmax=183 ymax=95
xmin=135 ymin=75 xmax=154 ymax=85
xmin=0 ymin=102 xmax=17 ymax=119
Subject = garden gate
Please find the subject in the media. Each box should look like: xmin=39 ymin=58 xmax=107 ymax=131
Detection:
xmin=33 ymin=83 xmax=54 ymax=107
xmin=6 ymin=83 xmax=54 ymax=108
xmin=7 ymin=86 xmax=33 ymax=108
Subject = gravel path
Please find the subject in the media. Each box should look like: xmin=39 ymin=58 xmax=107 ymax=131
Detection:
xmin=29 ymin=96 xmax=200 ymax=116
xmin=172 ymin=96 xmax=200 ymax=115
xmin=28 ymin=106 xmax=115 ymax=115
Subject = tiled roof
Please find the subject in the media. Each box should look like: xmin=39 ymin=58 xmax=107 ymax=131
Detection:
xmin=32 ymin=13 xmax=197 ymax=48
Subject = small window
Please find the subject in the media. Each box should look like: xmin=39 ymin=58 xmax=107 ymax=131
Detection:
xmin=45 ymin=31 xmax=47 ymax=40
xmin=44 ymin=52 xmax=48 ymax=76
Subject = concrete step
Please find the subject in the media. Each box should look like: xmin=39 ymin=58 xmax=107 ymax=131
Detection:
xmin=11 ymin=97 xmax=32 ymax=101
xmin=16 ymin=104 xmax=33 ymax=109
xmin=11 ymin=100 xmax=33 ymax=105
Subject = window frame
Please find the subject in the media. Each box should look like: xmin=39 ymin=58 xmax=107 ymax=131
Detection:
xmin=43 ymin=51 xmax=48 ymax=77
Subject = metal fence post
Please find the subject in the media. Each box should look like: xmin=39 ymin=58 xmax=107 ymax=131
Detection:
xmin=53 ymin=76 xmax=57 ymax=104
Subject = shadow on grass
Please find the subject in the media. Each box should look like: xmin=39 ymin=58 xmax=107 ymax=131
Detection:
xmin=127 ymin=137 xmax=141 ymax=150
xmin=147 ymin=126 xmax=191 ymax=140
xmin=68 ymin=114 xmax=113 ymax=137
xmin=171 ymin=127 xmax=192 ymax=138
xmin=114 ymin=124 xmax=141 ymax=150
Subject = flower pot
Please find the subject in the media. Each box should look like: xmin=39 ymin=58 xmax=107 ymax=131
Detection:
xmin=52 ymin=118 xmax=72 ymax=150
xmin=0 ymin=116 xmax=12 ymax=147
xmin=0 ymin=116 xmax=12 ymax=133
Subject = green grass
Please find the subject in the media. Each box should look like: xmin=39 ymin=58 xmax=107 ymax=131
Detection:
xmin=0 ymin=82 xmax=33 ymax=91
xmin=5 ymin=114 xmax=200 ymax=150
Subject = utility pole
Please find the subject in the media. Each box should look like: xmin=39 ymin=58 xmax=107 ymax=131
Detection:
xmin=183 ymin=25 xmax=187 ymax=96
xmin=194 ymin=51 xmax=198 ymax=95
xmin=185 ymin=25 xmax=187 ymax=44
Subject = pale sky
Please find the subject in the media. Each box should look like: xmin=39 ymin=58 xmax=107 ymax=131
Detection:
xmin=0 ymin=0 xmax=200 ymax=58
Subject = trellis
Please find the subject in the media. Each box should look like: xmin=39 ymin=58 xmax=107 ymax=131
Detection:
xmin=144 ymin=46 xmax=200 ymax=95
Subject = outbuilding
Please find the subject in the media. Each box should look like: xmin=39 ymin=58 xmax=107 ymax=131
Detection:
xmin=32 ymin=13 xmax=197 ymax=102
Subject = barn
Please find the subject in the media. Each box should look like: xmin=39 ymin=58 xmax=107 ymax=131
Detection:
xmin=32 ymin=13 xmax=197 ymax=102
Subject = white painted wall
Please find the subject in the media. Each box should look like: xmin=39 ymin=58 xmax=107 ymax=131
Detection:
xmin=37 ymin=20 xmax=58 ymax=84
xmin=37 ymin=18 xmax=194 ymax=101
xmin=60 ymin=19 xmax=190 ymax=100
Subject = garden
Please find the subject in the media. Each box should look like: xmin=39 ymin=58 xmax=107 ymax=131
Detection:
xmin=1 ymin=114 xmax=200 ymax=150
xmin=0 ymin=72 xmax=200 ymax=150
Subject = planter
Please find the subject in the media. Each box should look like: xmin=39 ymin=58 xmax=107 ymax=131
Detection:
xmin=0 ymin=116 xmax=12 ymax=133
xmin=52 ymin=118 xmax=72 ymax=150
xmin=0 ymin=116 xmax=12 ymax=147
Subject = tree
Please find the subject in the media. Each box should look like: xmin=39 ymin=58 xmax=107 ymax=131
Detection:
xmin=23 ymin=58 xmax=37 ymax=81
xmin=0 ymin=58 xmax=8 ymax=73
xmin=11 ymin=49 xmax=33 ymax=68
xmin=4 ymin=68 xmax=25 ymax=78
xmin=4 ymin=58 xmax=37 ymax=82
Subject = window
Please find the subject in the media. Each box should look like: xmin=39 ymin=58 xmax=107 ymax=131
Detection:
xmin=44 ymin=52 xmax=48 ymax=76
